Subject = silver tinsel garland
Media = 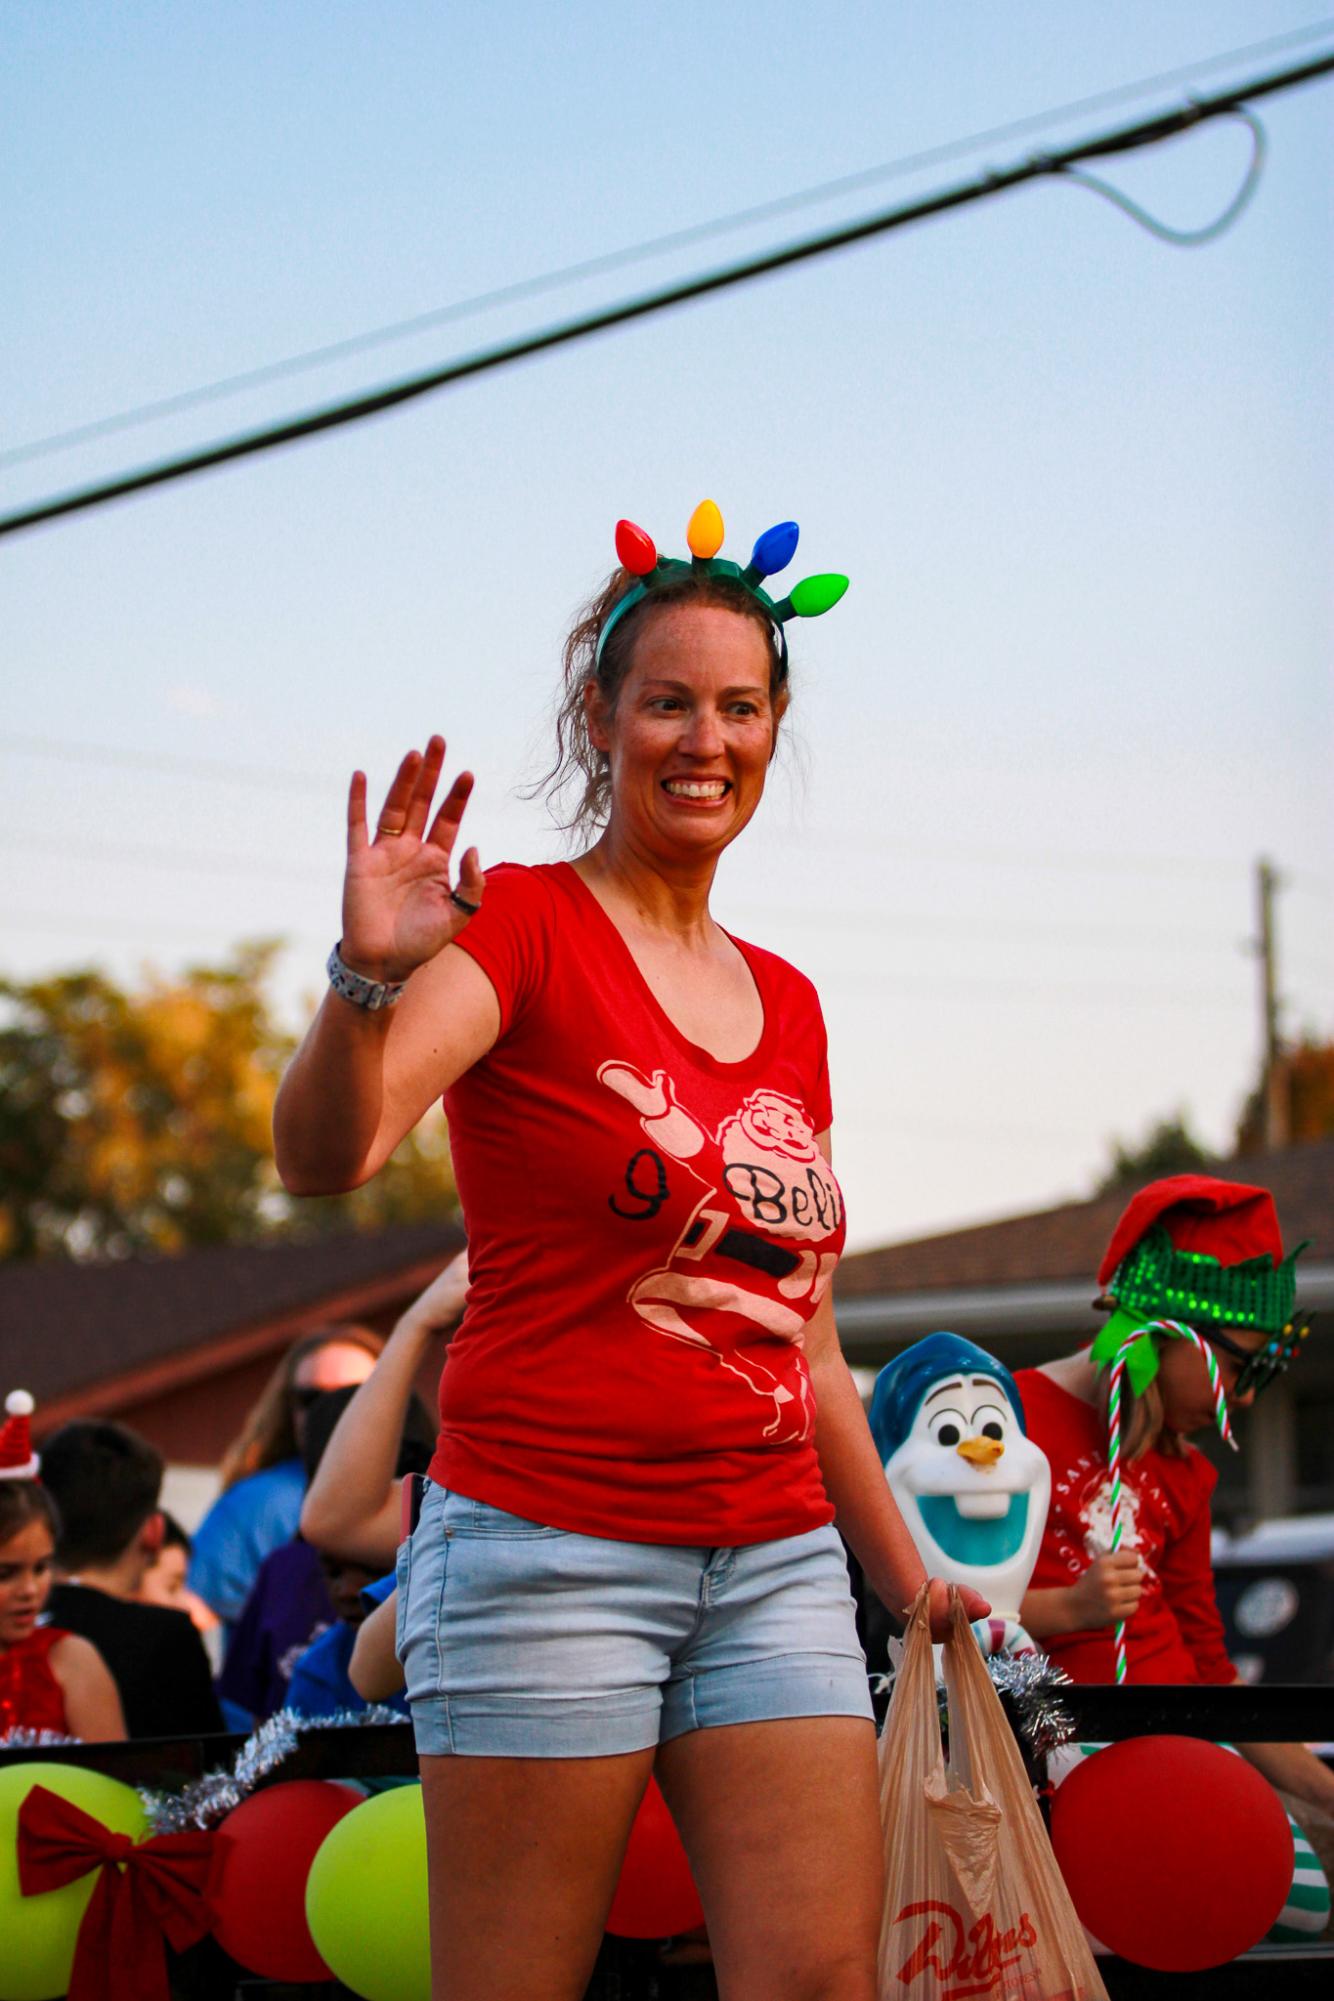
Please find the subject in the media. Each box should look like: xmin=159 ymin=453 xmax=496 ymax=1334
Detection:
xmin=140 ymin=1706 xmax=407 ymax=1834
xmin=872 ymin=1646 xmax=1075 ymax=1761
xmin=984 ymin=1651 xmax=1075 ymax=1759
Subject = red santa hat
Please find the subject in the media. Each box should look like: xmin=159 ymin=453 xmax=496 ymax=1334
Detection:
xmin=1097 ymin=1175 xmax=1285 ymax=1287
xmin=0 ymin=1390 xmax=39 ymax=1481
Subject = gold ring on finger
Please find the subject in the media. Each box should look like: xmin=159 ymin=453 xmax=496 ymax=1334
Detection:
xmin=377 ymin=820 xmax=406 ymax=837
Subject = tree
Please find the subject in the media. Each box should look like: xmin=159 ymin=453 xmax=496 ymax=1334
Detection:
xmin=0 ymin=946 xmax=456 ymax=1259
xmin=1234 ymin=1033 xmax=1334 ymax=1154
xmin=1095 ymin=1111 xmax=1215 ymax=1197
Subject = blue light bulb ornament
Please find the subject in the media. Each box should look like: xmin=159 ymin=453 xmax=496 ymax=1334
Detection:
xmin=743 ymin=520 xmax=799 ymax=586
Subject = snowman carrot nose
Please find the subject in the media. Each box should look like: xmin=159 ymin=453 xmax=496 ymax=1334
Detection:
xmin=956 ymin=1435 xmax=1004 ymax=1467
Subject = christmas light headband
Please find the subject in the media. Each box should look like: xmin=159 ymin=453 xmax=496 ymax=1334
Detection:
xmin=595 ymin=500 xmax=849 ymax=678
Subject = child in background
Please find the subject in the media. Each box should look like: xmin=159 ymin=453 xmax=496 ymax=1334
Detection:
xmin=138 ymin=1511 xmax=220 ymax=1641
xmin=288 ymin=1560 xmax=406 ymax=1718
xmin=0 ymin=1392 xmax=125 ymax=1742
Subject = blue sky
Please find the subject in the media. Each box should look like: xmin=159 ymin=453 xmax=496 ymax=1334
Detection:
xmin=4 ymin=3 xmax=1332 ymax=1247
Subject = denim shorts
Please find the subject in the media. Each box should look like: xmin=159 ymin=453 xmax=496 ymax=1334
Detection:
xmin=395 ymin=1481 xmax=873 ymax=1758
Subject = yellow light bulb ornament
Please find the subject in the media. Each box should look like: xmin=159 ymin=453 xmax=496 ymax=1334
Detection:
xmin=686 ymin=498 xmax=725 ymax=561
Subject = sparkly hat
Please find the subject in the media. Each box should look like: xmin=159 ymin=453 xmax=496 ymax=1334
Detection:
xmin=595 ymin=500 xmax=849 ymax=677
xmin=0 ymin=1391 xmax=39 ymax=1481
xmin=1091 ymin=1176 xmax=1309 ymax=1394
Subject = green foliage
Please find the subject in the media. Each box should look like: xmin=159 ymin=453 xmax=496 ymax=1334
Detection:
xmin=0 ymin=946 xmax=456 ymax=1259
xmin=1234 ymin=1033 xmax=1334 ymax=1154
xmin=1095 ymin=1111 xmax=1214 ymax=1197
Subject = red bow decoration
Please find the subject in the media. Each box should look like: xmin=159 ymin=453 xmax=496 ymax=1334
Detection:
xmin=17 ymin=1784 xmax=214 ymax=2001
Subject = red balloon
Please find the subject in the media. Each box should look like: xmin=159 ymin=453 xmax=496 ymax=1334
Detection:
xmin=210 ymin=1779 xmax=361 ymax=1981
xmin=1050 ymin=1737 xmax=1292 ymax=1972
xmin=604 ymin=1777 xmax=704 ymax=1940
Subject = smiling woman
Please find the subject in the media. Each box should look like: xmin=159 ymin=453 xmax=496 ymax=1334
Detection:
xmin=272 ymin=501 xmax=985 ymax=2001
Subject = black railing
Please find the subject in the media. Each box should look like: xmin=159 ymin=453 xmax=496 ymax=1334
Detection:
xmin=4 ymin=1686 xmax=1332 ymax=1999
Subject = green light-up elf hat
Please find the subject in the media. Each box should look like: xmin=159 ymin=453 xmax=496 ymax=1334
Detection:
xmin=1089 ymin=1174 xmax=1309 ymax=1394
xmin=595 ymin=500 xmax=849 ymax=679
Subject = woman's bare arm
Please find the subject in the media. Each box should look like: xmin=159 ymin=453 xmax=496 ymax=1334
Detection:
xmin=50 ymin=1633 xmax=126 ymax=1742
xmin=302 ymin=1253 xmax=468 ymax=1567
xmin=275 ymin=948 xmax=499 ymax=1192
xmin=349 ymin=1592 xmax=405 ymax=1702
xmin=807 ymin=1131 xmax=988 ymax=1642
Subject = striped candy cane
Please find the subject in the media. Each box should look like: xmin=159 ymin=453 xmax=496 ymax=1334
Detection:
xmin=1106 ymin=1319 xmax=1236 ymax=1685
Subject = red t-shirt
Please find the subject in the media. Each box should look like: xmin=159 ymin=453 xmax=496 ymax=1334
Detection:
xmin=1015 ymin=1368 xmax=1234 ymax=1686
xmin=427 ymin=862 xmax=846 ymax=1545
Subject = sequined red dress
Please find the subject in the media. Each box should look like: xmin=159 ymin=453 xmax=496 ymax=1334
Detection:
xmin=0 ymin=1624 xmax=71 ymax=1736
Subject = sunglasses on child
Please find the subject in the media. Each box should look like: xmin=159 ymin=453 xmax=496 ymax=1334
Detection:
xmin=1203 ymin=1317 xmax=1311 ymax=1399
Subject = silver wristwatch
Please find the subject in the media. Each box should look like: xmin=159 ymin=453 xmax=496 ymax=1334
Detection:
xmin=326 ymin=942 xmax=407 ymax=1011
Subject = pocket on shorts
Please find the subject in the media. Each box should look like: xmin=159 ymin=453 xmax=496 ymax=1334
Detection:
xmin=448 ymin=1493 xmax=569 ymax=1539
xmin=394 ymin=1528 xmax=413 ymax=1658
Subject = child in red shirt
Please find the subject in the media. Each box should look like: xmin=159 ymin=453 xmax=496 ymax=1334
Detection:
xmin=0 ymin=1392 xmax=124 ymax=1742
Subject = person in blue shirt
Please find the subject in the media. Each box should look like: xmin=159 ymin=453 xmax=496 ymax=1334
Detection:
xmin=189 ymin=1327 xmax=382 ymax=1624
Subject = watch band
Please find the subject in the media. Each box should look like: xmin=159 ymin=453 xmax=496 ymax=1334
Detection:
xmin=326 ymin=942 xmax=407 ymax=1011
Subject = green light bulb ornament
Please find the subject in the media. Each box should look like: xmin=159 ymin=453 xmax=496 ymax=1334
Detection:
xmin=775 ymin=572 xmax=850 ymax=621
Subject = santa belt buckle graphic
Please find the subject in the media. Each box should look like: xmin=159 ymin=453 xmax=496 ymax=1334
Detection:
xmin=679 ymin=1220 xmax=802 ymax=1281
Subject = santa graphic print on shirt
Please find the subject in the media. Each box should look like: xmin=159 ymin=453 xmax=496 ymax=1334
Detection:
xmin=598 ymin=1060 xmax=843 ymax=1444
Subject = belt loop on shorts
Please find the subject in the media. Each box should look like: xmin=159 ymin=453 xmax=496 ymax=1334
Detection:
xmin=700 ymin=1546 xmax=735 ymax=1603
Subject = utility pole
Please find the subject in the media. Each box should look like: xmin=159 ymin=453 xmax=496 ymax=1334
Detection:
xmin=1255 ymin=857 xmax=1288 ymax=1149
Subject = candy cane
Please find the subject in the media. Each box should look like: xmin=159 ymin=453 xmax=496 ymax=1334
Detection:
xmin=1106 ymin=1319 xmax=1235 ymax=1685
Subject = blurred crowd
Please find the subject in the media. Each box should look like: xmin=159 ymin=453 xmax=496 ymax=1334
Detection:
xmin=0 ymin=1255 xmax=467 ymax=1742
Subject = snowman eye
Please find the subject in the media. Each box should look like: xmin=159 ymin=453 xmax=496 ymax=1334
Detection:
xmin=927 ymin=1408 xmax=967 ymax=1448
xmin=974 ymin=1402 xmax=1009 ymax=1441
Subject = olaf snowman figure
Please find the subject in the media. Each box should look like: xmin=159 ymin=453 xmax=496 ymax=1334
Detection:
xmin=869 ymin=1332 xmax=1051 ymax=1659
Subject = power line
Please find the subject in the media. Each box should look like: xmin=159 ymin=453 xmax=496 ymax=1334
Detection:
xmin=0 ymin=829 xmax=1250 ymax=953
xmin=0 ymin=731 xmax=330 ymax=794
xmin=0 ymin=832 xmax=330 ymax=887
xmin=4 ymin=48 xmax=1332 ymax=542
xmin=6 ymin=16 xmax=1331 ymax=470
xmin=0 ymin=904 xmax=1254 ymax=1009
xmin=0 ymin=733 xmax=1309 ymax=893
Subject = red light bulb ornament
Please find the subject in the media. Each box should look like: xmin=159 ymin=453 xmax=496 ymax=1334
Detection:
xmin=614 ymin=519 xmax=658 ymax=577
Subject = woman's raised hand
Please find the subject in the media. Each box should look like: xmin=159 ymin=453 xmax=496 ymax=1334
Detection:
xmin=342 ymin=737 xmax=483 ymax=981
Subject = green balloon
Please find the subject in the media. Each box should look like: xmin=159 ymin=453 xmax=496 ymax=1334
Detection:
xmin=305 ymin=1784 xmax=430 ymax=2001
xmin=789 ymin=572 xmax=849 ymax=618
xmin=0 ymin=1762 xmax=148 ymax=2001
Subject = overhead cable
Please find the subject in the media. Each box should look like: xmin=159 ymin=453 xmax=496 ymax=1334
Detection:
xmin=5 ymin=16 xmax=1331 ymax=471
xmin=2 ymin=50 xmax=1332 ymax=541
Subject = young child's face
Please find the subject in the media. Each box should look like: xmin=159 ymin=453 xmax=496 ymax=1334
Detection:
xmin=139 ymin=1543 xmax=189 ymax=1609
xmin=318 ymin=1553 xmax=376 ymax=1626
xmin=0 ymin=1519 xmax=56 ymax=1645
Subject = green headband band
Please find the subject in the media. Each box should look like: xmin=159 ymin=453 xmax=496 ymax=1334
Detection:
xmin=596 ymin=502 xmax=849 ymax=678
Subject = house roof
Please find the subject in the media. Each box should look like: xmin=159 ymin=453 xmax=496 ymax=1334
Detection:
xmin=834 ymin=1138 xmax=1334 ymax=1301
xmin=0 ymin=1221 xmax=464 ymax=1411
